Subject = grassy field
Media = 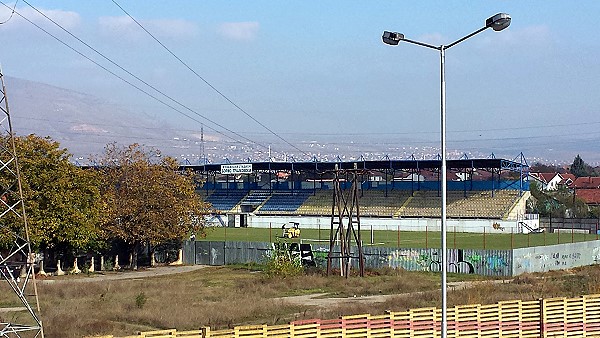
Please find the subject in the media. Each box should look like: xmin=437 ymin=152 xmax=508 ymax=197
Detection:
xmin=3 ymin=264 xmax=600 ymax=338
xmin=200 ymin=226 xmax=600 ymax=250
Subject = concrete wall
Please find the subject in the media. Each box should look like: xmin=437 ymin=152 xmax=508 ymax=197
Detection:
xmin=507 ymin=191 xmax=530 ymax=220
xmin=247 ymin=215 xmax=518 ymax=234
xmin=513 ymin=240 xmax=600 ymax=275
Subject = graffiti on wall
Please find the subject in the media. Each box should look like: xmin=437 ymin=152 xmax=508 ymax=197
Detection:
xmin=386 ymin=249 xmax=427 ymax=270
xmin=464 ymin=253 xmax=509 ymax=273
xmin=515 ymin=251 xmax=583 ymax=272
xmin=492 ymin=222 xmax=505 ymax=231
xmin=384 ymin=248 xmax=509 ymax=275
xmin=593 ymin=247 xmax=600 ymax=264
xmin=210 ymin=247 xmax=219 ymax=265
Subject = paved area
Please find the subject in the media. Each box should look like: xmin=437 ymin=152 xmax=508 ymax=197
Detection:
xmin=37 ymin=264 xmax=208 ymax=284
xmin=0 ymin=307 xmax=28 ymax=313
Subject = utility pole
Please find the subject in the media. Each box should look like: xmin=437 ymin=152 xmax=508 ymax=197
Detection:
xmin=0 ymin=68 xmax=45 ymax=337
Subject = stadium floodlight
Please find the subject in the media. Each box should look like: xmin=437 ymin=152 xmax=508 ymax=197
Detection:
xmin=486 ymin=13 xmax=511 ymax=31
xmin=382 ymin=31 xmax=404 ymax=45
xmin=381 ymin=13 xmax=511 ymax=338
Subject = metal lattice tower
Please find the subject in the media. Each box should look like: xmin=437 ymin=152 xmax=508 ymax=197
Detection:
xmin=0 ymin=69 xmax=44 ymax=337
xmin=327 ymin=165 xmax=365 ymax=277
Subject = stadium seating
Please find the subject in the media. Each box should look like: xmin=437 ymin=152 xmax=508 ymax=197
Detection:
xmin=240 ymin=190 xmax=271 ymax=207
xmin=201 ymin=188 xmax=522 ymax=219
xmin=256 ymin=191 xmax=312 ymax=214
xmin=396 ymin=190 xmax=520 ymax=219
xmin=358 ymin=190 xmax=411 ymax=217
xmin=296 ymin=190 xmax=332 ymax=215
xmin=204 ymin=190 xmax=247 ymax=213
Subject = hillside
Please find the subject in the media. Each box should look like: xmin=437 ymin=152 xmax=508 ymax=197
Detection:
xmin=3 ymin=76 xmax=202 ymax=161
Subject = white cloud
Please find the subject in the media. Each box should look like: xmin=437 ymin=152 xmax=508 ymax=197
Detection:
xmin=0 ymin=6 xmax=80 ymax=30
xmin=217 ymin=21 xmax=259 ymax=41
xmin=98 ymin=16 xmax=198 ymax=41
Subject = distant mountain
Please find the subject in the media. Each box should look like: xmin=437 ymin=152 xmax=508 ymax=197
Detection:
xmin=3 ymin=76 xmax=209 ymax=162
xmin=2 ymin=76 xmax=588 ymax=165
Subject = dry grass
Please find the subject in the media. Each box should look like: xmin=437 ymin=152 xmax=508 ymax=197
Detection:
xmin=2 ymin=264 xmax=600 ymax=338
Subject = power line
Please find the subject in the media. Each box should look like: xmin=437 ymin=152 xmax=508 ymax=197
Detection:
xmin=15 ymin=125 xmax=265 ymax=147
xmin=13 ymin=113 xmax=600 ymax=140
xmin=15 ymin=115 xmax=600 ymax=150
xmin=17 ymin=0 xmax=268 ymax=151
xmin=0 ymin=0 xmax=16 ymax=24
xmin=5 ymin=1 xmax=276 ymax=156
xmin=109 ymin=0 xmax=309 ymax=157
xmin=16 ymin=111 xmax=600 ymax=138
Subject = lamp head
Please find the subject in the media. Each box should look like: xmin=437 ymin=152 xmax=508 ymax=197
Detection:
xmin=382 ymin=31 xmax=404 ymax=45
xmin=486 ymin=13 xmax=511 ymax=31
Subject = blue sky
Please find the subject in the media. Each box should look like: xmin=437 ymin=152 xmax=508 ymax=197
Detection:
xmin=1 ymin=1 xmax=599 ymax=162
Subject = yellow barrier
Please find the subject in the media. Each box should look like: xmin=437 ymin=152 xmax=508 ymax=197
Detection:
xmin=104 ymin=294 xmax=600 ymax=338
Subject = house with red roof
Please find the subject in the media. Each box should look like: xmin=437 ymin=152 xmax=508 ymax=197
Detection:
xmin=560 ymin=173 xmax=576 ymax=187
xmin=530 ymin=172 xmax=568 ymax=190
xmin=569 ymin=176 xmax=600 ymax=206
xmin=572 ymin=176 xmax=600 ymax=189
xmin=575 ymin=189 xmax=600 ymax=206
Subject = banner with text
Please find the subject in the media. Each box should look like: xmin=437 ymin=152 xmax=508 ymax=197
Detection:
xmin=221 ymin=163 xmax=253 ymax=174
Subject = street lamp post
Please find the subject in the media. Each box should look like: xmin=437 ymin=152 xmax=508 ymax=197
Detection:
xmin=382 ymin=13 xmax=511 ymax=338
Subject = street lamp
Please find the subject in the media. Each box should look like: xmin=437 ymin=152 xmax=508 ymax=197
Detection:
xmin=382 ymin=13 xmax=510 ymax=338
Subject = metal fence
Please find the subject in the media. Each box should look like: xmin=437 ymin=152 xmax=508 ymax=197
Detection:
xmin=540 ymin=217 xmax=600 ymax=233
xmin=184 ymin=239 xmax=600 ymax=277
xmin=183 ymin=241 xmax=513 ymax=276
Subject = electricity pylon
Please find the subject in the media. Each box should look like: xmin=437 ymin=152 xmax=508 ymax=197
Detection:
xmin=327 ymin=164 xmax=365 ymax=277
xmin=0 ymin=68 xmax=44 ymax=337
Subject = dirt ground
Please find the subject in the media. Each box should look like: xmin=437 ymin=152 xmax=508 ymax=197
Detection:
xmin=35 ymin=265 xmax=513 ymax=308
xmin=11 ymin=265 xmax=511 ymax=310
xmin=273 ymin=279 xmax=513 ymax=307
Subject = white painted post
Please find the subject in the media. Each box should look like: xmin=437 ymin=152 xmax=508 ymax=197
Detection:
xmin=56 ymin=259 xmax=65 ymax=276
xmin=169 ymin=249 xmax=183 ymax=266
xmin=72 ymin=257 xmax=81 ymax=274
xmin=38 ymin=260 xmax=47 ymax=276
xmin=113 ymin=255 xmax=121 ymax=271
xmin=88 ymin=257 xmax=95 ymax=273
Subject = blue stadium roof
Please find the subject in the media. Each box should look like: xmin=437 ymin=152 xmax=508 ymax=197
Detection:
xmin=182 ymin=158 xmax=528 ymax=173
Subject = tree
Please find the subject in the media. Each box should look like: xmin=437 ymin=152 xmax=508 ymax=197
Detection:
xmin=0 ymin=134 xmax=104 ymax=254
xmin=99 ymin=143 xmax=209 ymax=269
xmin=530 ymin=162 xmax=566 ymax=174
xmin=570 ymin=154 xmax=594 ymax=177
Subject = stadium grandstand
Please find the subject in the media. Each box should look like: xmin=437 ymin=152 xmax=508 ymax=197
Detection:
xmin=185 ymin=155 xmax=537 ymax=234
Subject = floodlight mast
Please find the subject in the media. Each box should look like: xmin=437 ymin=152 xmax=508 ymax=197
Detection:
xmin=381 ymin=13 xmax=510 ymax=338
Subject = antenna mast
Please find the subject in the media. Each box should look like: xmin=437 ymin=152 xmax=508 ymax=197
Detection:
xmin=0 ymin=68 xmax=45 ymax=337
xmin=200 ymin=124 xmax=205 ymax=164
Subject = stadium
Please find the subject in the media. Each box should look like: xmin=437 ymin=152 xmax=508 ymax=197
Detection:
xmin=186 ymin=154 xmax=537 ymax=235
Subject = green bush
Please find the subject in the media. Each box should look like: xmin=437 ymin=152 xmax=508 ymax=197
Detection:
xmin=264 ymin=242 xmax=303 ymax=278
xmin=135 ymin=292 xmax=147 ymax=309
